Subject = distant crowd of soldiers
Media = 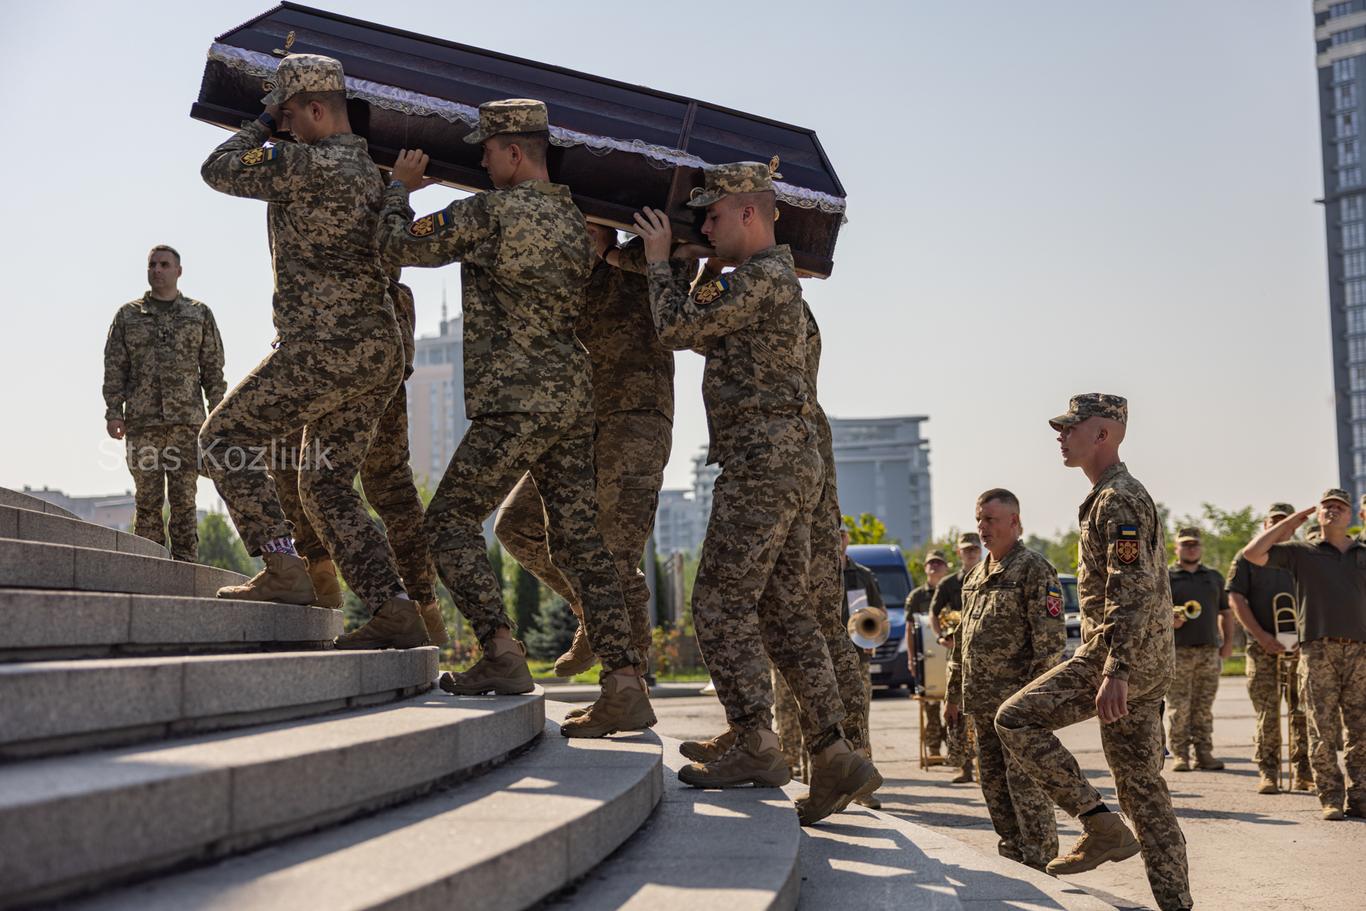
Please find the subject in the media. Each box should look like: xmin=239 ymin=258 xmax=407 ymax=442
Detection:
xmin=99 ymin=52 xmax=1366 ymax=911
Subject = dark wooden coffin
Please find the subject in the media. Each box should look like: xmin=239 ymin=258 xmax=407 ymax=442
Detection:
xmin=192 ymin=3 xmax=846 ymax=276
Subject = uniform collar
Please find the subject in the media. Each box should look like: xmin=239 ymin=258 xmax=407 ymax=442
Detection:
xmin=139 ymin=292 xmax=185 ymax=314
xmin=981 ymin=541 xmax=1025 ymax=577
xmin=1079 ymin=461 xmax=1129 ymax=519
xmin=741 ymin=244 xmax=794 ymax=269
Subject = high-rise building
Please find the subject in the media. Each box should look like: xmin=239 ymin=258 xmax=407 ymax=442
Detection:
xmin=829 ymin=416 xmax=932 ymax=549
xmin=406 ymin=289 xmax=468 ymax=490
xmin=1316 ymin=2 xmax=1366 ymax=495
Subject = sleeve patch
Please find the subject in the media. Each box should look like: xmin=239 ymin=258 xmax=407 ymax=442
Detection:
xmin=1046 ymin=583 xmax=1063 ymax=617
xmin=692 ymin=276 xmax=729 ymax=305
xmin=1115 ymin=524 xmax=1140 ymax=564
xmin=239 ymin=146 xmax=279 ymax=167
xmin=408 ymin=209 xmax=448 ymax=237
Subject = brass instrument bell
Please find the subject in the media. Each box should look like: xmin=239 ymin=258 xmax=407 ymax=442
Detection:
xmin=848 ymin=606 xmax=890 ymax=650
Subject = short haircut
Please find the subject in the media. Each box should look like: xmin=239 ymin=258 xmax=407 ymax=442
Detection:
xmin=730 ymin=190 xmax=776 ymax=220
xmin=494 ymin=130 xmax=550 ymax=165
xmin=290 ymin=90 xmax=348 ymax=116
xmin=148 ymin=244 xmax=181 ymax=264
xmin=976 ymin=487 xmax=1020 ymax=512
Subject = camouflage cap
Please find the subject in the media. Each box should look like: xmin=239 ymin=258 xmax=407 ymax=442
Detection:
xmin=463 ymin=99 xmax=549 ymax=144
xmin=1048 ymin=393 xmax=1128 ymax=432
xmin=925 ymin=549 xmax=949 ymax=564
xmin=261 ymin=54 xmax=346 ymax=106
xmin=687 ymin=158 xmax=782 ymax=208
xmin=1267 ymin=502 xmax=1295 ymax=520
xmin=1320 ymin=488 xmax=1352 ymax=507
xmin=1175 ymin=527 xmax=1201 ymax=544
xmin=957 ymin=532 xmax=982 ymax=549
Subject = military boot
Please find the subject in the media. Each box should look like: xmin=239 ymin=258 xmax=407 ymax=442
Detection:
xmin=678 ymin=728 xmax=791 ymax=789
xmin=1171 ymin=752 xmax=1192 ymax=772
xmin=951 ymin=759 xmax=975 ymax=784
xmin=680 ymin=726 xmax=738 ymax=763
xmin=1346 ymin=797 xmax=1366 ymax=818
xmin=852 ymin=747 xmax=882 ymax=808
xmin=304 ymin=556 xmax=343 ymax=609
xmin=1045 ymin=811 xmax=1141 ymax=875
xmin=417 ymin=601 xmax=449 ymax=646
xmin=1322 ymin=804 xmax=1346 ymax=821
xmin=334 ymin=596 xmax=429 ymax=650
xmin=1256 ymin=772 xmax=1280 ymax=795
xmin=216 ymin=552 xmax=315 ymax=605
xmin=439 ymin=636 xmax=535 ymax=696
xmin=554 ymin=623 xmax=597 ymax=677
xmin=1194 ymin=750 xmax=1224 ymax=770
xmin=797 ymin=739 xmax=882 ymax=825
xmin=561 ymin=673 xmax=656 ymax=738
xmin=1293 ymin=765 xmax=1314 ymax=792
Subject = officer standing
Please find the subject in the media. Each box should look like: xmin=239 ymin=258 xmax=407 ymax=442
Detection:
xmin=1167 ymin=527 xmax=1233 ymax=772
xmin=995 ymin=394 xmax=1190 ymax=911
xmin=199 ymin=54 xmax=425 ymax=651
xmin=381 ymin=100 xmax=650 ymax=735
xmin=102 ymin=245 xmax=225 ymax=561
xmin=946 ymin=488 xmax=1066 ymax=872
xmin=1242 ymin=489 xmax=1366 ymax=821
xmin=907 ymin=549 xmax=950 ymax=755
xmin=632 ymin=163 xmax=879 ymax=824
xmin=931 ymin=531 xmax=983 ymax=783
xmin=1226 ymin=503 xmax=1311 ymax=794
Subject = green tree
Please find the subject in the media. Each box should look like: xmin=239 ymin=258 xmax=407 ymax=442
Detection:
xmin=1169 ymin=503 xmax=1260 ymax=572
xmin=1024 ymin=528 xmax=1081 ymax=575
xmin=196 ymin=512 xmax=258 ymax=575
xmin=524 ymin=594 xmax=577 ymax=660
xmin=513 ymin=564 xmax=541 ymax=633
xmin=842 ymin=512 xmax=889 ymax=545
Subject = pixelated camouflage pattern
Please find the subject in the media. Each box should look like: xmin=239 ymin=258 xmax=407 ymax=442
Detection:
xmin=1165 ymin=644 xmax=1221 ymax=759
xmin=102 ymin=293 xmax=226 ymax=428
xmin=947 ymin=712 xmax=975 ymax=768
xmin=1047 ymin=392 xmax=1128 ymax=431
xmin=378 ymin=180 xmax=595 ymax=418
xmin=948 ymin=542 xmax=1066 ymax=716
xmin=259 ymin=53 xmax=346 ymax=106
xmin=584 ymin=241 xmax=677 ymax=418
xmin=462 ymin=98 xmax=549 ymax=144
xmin=648 ymin=245 xmax=812 ymax=465
xmin=199 ymin=332 xmax=407 ymax=609
xmin=495 ymin=408 xmax=671 ymax=660
xmin=972 ymin=710 xmax=1058 ymax=868
xmin=687 ymin=160 xmax=778 ymax=208
xmin=1298 ymin=639 xmax=1366 ymax=807
xmin=1321 ymin=487 xmax=1353 ymax=506
xmin=125 ymin=423 xmax=201 ymax=561
xmin=201 ymin=120 xmax=394 ymax=344
xmin=772 ymin=666 xmax=806 ymax=778
xmin=426 ymin=410 xmax=637 ymax=673
xmin=1246 ymin=641 xmax=1308 ymax=777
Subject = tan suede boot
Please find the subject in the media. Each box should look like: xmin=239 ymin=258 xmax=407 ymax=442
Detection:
xmin=951 ymin=759 xmax=975 ymax=783
xmin=304 ymin=556 xmax=343 ymax=609
xmin=1194 ymin=750 xmax=1225 ymax=770
xmin=560 ymin=673 xmax=657 ymax=738
xmin=439 ymin=637 xmax=535 ymax=696
xmin=678 ymin=728 xmax=791 ymax=788
xmin=554 ymin=622 xmax=597 ymax=677
xmin=417 ymin=601 xmax=449 ymax=646
xmin=680 ymin=726 xmax=738 ymax=763
xmin=334 ymin=596 xmax=429 ymax=650
xmin=217 ymin=552 xmax=315 ymax=605
xmin=797 ymin=739 xmax=882 ymax=825
xmin=1257 ymin=773 xmax=1280 ymax=795
xmin=1046 ymin=811 xmax=1141 ymax=875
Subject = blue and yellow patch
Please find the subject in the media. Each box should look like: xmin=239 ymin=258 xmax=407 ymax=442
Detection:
xmin=693 ymin=276 xmax=729 ymax=305
xmin=1046 ymin=583 xmax=1063 ymax=617
xmin=408 ymin=209 xmax=448 ymax=237
xmin=1116 ymin=525 xmax=1140 ymax=564
xmin=239 ymin=146 xmax=279 ymax=167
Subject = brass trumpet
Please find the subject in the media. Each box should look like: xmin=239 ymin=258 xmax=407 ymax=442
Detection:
xmin=1272 ymin=592 xmax=1302 ymax=791
xmin=1172 ymin=599 xmax=1203 ymax=622
xmin=848 ymin=606 xmax=890 ymax=650
xmin=938 ymin=609 xmax=962 ymax=639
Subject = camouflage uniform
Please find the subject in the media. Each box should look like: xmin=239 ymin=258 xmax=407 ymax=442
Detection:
xmin=275 ymin=280 xmax=438 ymax=602
xmin=948 ymin=541 xmax=1066 ymax=868
xmin=1166 ymin=557 xmax=1228 ymax=762
xmin=494 ymin=239 xmax=676 ymax=663
xmin=103 ymin=293 xmax=225 ymax=560
xmin=931 ymin=567 xmax=976 ymax=767
xmin=378 ymin=103 xmax=636 ymax=673
xmin=906 ymin=580 xmax=946 ymax=751
xmin=198 ymin=56 xmax=408 ymax=611
xmin=648 ymin=236 xmax=844 ymax=745
xmin=995 ymin=395 xmax=1190 ymax=911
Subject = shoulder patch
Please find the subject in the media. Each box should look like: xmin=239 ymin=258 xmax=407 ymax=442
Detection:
xmin=239 ymin=146 xmax=279 ymax=167
xmin=407 ymin=209 xmax=448 ymax=237
xmin=692 ymin=276 xmax=730 ymax=305
xmin=1116 ymin=524 xmax=1139 ymax=564
xmin=1046 ymin=583 xmax=1063 ymax=617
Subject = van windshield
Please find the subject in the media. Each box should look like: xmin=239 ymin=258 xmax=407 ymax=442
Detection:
xmin=868 ymin=567 xmax=911 ymax=606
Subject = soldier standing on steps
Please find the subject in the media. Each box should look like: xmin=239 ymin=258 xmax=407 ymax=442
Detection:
xmin=103 ymin=245 xmax=225 ymax=562
xmin=1166 ymin=526 xmax=1233 ymax=773
xmin=199 ymin=54 xmax=427 ymax=652
xmin=379 ymin=100 xmax=652 ymax=737
xmin=995 ymin=394 xmax=1191 ymax=911
xmin=632 ymin=161 xmax=879 ymax=825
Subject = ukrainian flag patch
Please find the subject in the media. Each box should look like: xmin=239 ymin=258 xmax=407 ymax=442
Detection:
xmin=239 ymin=146 xmax=279 ymax=167
xmin=1116 ymin=524 xmax=1139 ymax=564
xmin=693 ymin=276 xmax=729 ymax=305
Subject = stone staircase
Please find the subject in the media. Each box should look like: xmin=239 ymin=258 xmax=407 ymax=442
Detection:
xmin=0 ymin=488 xmax=805 ymax=911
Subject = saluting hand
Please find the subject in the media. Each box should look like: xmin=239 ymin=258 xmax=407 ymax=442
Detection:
xmin=633 ymin=207 xmax=673 ymax=263
xmin=1273 ymin=507 xmax=1316 ymax=541
xmin=392 ymin=149 xmax=435 ymax=191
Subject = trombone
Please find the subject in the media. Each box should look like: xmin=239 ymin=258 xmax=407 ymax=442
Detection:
xmin=1172 ymin=599 xmax=1203 ymax=622
xmin=1272 ymin=592 xmax=1302 ymax=791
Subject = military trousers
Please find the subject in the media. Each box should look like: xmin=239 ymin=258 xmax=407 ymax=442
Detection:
xmin=125 ymin=423 xmax=201 ymax=561
xmin=995 ymin=654 xmax=1191 ymax=911
xmin=1166 ymin=644 xmax=1221 ymax=759
xmin=425 ymin=410 xmax=636 ymax=673
xmin=923 ymin=698 xmax=946 ymax=753
xmin=277 ymin=379 xmax=438 ymax=605
xmin=772 ymin=666 xmax=808 ymax=780
xmin=1246 ymin=641 xmax=1309 ymax=778
xmin=970 ymin=708 xmax=1058 ymax=869
xmin=812 ymin=479 xmax=872 ymax=753
xmin=947 ymin=709 xmax=975 ymax=768
xmin=494 ymin=409 xmax=671 ymax=663
xmin=199 ymin=334 xmax=407 ymax=609
xmin=1298 ymin=639 xmax=1366 ymax=807
xmin=692 ymin=442 xmax=844 ymax=741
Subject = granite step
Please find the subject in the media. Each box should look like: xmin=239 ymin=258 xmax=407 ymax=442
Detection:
xmin=0 ymin=690 xmax=547 ymax=910
xmin=55 ymin=704 xmax=657 ymax=911
xmin=0 ymin=504 xmax=168 ymax=559
xmin=0 ymin=488 xmax=80 ymax=521
xmin=0 ymin=646 xmax=439 ymax=758
xmin=0 ymin=588 xmax=342 ymax=662
xmin=0 ymin=538 xmax=246 ymax=597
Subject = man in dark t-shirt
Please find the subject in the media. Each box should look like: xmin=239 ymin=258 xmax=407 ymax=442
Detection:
xmin=1167 ymin=527 xmax=1233 ymax=772
xmin=929 ymin=532 xmax=982 ymax=782
xmin=906 ymin=549 xmax=950 ymax=754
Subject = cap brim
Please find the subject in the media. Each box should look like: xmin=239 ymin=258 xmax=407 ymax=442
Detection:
xmin=1176 ymin=537 xmax=1200 ymax=544
xmin=1048 ymin=412 xmax=1080 ymax=432
xmin=686 ymin=190 xmax=725 ymax=208
xmin=1322 ymin=496 xmax=1352 ymax=507
xmin=260 ymin=87 xmax=284 ymax=107
xmin=462 ymin=128 xmax=490 ymax=145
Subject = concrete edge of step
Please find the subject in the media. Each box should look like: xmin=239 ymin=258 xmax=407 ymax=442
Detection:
xmin=0 ymin=504 xmax=169 ymax=560
xmin=0 ymin=538 xmax=248 ymax=597
xmin=0 ymin=488 xmax=81 ymax=522
xmin=0 ymin=688 xmax=550 ymax=911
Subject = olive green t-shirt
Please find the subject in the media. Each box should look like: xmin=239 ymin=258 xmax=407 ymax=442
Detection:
xmin=1265 ymin=540 xmax=1366 ymax=643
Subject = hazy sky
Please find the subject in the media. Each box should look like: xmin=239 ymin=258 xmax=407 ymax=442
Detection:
xmin=0 ymin=0 xmax=1336 ymax=541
